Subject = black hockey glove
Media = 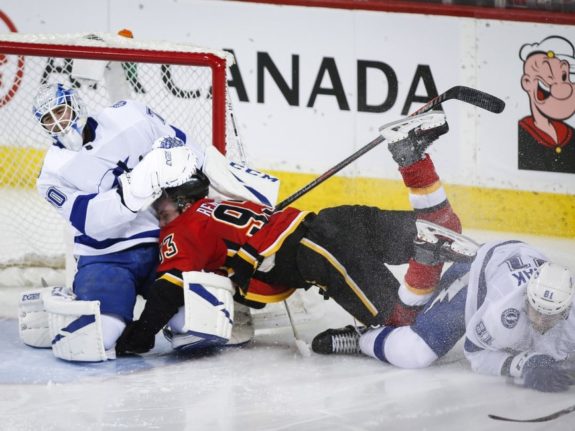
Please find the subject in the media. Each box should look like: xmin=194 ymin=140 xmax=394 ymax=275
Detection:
xmin=115 ymin=320 xmax=157 ymax=356
xmin=115 ymin=276 xmax=184 ymax=357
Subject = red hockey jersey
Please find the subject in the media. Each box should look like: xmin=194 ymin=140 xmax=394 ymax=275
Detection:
xmin=157 ymin=198 xmax=311 ymax=304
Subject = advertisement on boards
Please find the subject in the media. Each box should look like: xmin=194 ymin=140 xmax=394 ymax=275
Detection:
xmin=1 ymin=0 xmax=574 ymax=235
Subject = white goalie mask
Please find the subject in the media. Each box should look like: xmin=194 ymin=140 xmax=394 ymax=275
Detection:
xmin=33 ymin=84 xmax=88 ymax=151
xmin=526 ymin=262 xmax=574 ymax=333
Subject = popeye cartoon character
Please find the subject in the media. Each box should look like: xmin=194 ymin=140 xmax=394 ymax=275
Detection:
xmin=519 ymin=35 xmax=575 ymax=174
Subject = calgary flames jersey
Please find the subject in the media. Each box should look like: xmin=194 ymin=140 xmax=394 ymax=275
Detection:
xmin=157 ymin=198 xmax=311 ymax=304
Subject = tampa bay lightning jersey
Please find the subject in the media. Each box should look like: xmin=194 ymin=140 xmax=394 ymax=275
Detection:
xmin=464 ymin=240 xmax=575 ymax=375
xmin=37 ymin=99 xmax=200 ymax=256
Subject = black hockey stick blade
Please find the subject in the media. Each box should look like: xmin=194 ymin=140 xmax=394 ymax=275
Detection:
xmin=488 ymin=404 xmax=575 ymax=423
xmin=411 ymin=86 xmax=505 ymax=116
xmin=451 ymin=86 xmax=505 ymax=113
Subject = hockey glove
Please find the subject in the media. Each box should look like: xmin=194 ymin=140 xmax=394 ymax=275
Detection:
xmin=115 ymin=277 xmax=185 ymax=356
xmin=118 ymin=136 xmax=198 ymax=212
xmin=512 ymin=354 xmax=574 ymax=392
xmin=115 ymin=319 xmax=157 ymax=356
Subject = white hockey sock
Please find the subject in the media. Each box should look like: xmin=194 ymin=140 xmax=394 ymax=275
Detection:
xmin=398 ymin=283 xmax=434 ymax=307
xmin=101 ymin=314 xmax=126 ymax=351
xmin=359 ymin=327 xmax=393 ymax=362
xmin=409 ymin=184 xmax=447 ymax=211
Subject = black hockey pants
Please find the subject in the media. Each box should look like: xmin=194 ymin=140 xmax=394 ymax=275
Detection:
xmin=296 ymin=205 xmax=417 ymax=326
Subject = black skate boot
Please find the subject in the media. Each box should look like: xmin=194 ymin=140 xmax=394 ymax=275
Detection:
xmin=311 ymin=325 xmax=365 ymax=354
xmin=381 ymin=112 xmax=449 ymax=167
xmin=414 ymin=220 xmax=480 ymax=265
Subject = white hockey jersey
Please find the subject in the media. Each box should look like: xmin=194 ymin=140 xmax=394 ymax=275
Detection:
xmin=37 ymin=99 xmax=201 ymax=256
xmin=464 ymin=240 xmax=575 ymax=376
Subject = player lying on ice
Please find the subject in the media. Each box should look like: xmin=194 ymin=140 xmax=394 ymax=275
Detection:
xmin=313 ymin=250 xmax=575 ymax=393
xmin=114 ymin=111 xmax=470 ymax=357
xmin=18 ymin=82 xmax=279 ymax=363
xmin=311 ymin=154 xmax=575 ymax=394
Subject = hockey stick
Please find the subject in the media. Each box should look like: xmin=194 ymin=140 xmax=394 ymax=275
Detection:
xmin=488 ymin=404 xmax=575 ymax=423
xmin=275 ymin=86 xmax=504 ymax=211
xmin=283 ymin=301 xmax=312 ymax=357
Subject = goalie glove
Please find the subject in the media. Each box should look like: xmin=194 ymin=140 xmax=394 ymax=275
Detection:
xmin=118 ymin=136 xmax=199 ymax=212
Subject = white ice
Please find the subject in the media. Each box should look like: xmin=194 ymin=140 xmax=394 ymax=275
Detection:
xmin=0 ymin=229 xmax=574 ymax=431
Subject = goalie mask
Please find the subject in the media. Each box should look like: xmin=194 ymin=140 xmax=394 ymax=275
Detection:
xmin=33 ymin=83 xmax=87 ymax=151
xmin=526 ymin=262 xmax=574 ymax=333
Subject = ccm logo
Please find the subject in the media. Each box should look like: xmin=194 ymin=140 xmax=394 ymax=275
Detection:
xmin=21 ymin=293 xmax=41 ymax=301
xmin=229 ymin=162 xmax=279 ymax=182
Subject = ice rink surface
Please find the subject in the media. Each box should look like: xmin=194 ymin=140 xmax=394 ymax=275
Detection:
xmin=1 ymin=229 xmax=574 ymax=431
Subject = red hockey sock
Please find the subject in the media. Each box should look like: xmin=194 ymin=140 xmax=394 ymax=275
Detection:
xmin=399 ymin=155 xmax=439 ymax=189
xmin=404 ymin=258 xmax=443 ymax=294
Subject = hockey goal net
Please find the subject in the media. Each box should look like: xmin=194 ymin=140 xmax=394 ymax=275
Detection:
xmin=0 ymin=32 xmax=245 ymax=286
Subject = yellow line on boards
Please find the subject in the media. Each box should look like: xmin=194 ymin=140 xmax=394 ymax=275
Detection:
xmin=270 ymin=170 xmax=575 ymax=238
xmin=1 ymin=146 xmax=572 ymax=238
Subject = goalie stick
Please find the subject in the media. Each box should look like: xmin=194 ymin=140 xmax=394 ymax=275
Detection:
xmin=488 ymin=404 xmax=575 ymax=423
xmin=275 ymin=86 xmax=505 ymax=211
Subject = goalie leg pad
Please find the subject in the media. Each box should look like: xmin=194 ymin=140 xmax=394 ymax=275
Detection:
xmin=164 ymin=302 xmax=253 ymax=350
xmin=169 ymin=271 xmax=235 ymax=350
xmin=18 ymin=287 xmax=53 ymax=348
xmin=163 ymin=324 xmax=228 ymax=351
xmin=164 ymin=306 xmax=229 ymax=351
xmin=44 ymin=294 xmax=114 ymax=362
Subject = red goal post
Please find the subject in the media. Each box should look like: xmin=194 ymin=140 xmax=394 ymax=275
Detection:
xmin=0 ymin=32 xmax=244 ymax=285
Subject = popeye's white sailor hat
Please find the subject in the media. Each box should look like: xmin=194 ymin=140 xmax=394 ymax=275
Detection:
xmin=519 ymin=35 xmax=575 ymax=75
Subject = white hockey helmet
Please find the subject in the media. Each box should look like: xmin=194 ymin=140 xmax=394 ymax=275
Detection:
xmin=527 ymin=262 xmax=574 ymax=317
xmin=32 ymin=83 xmax=87 ymax=151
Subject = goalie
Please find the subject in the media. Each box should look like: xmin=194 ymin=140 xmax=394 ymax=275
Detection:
xmin=19 ymin=82 xmax=279 ymax=362
xmin=115 ymin=112 xmax=467 ymax=356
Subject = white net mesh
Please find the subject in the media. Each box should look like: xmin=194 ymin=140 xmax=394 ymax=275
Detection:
xmin=0 ymin=32 xmax=245 ymax=284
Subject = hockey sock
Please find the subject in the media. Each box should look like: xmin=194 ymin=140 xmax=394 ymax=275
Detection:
xmin=399 ymin=155 xmax=462 ymax=304
xmin=385 ymin=300 xmax=423 ymax=326
xmin=359 ymin=326 xmax=394 ymax=362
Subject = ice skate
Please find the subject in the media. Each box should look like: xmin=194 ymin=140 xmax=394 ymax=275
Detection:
xmin=380 ymin=112 xmax=449 ymax=167
xmin=226 ymin=302 xmax=254 ymax=346
xmin=311 ymin=325 xmax=366 ymax=354
xmin=414 ymin=220 xmax=480 ymax=265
